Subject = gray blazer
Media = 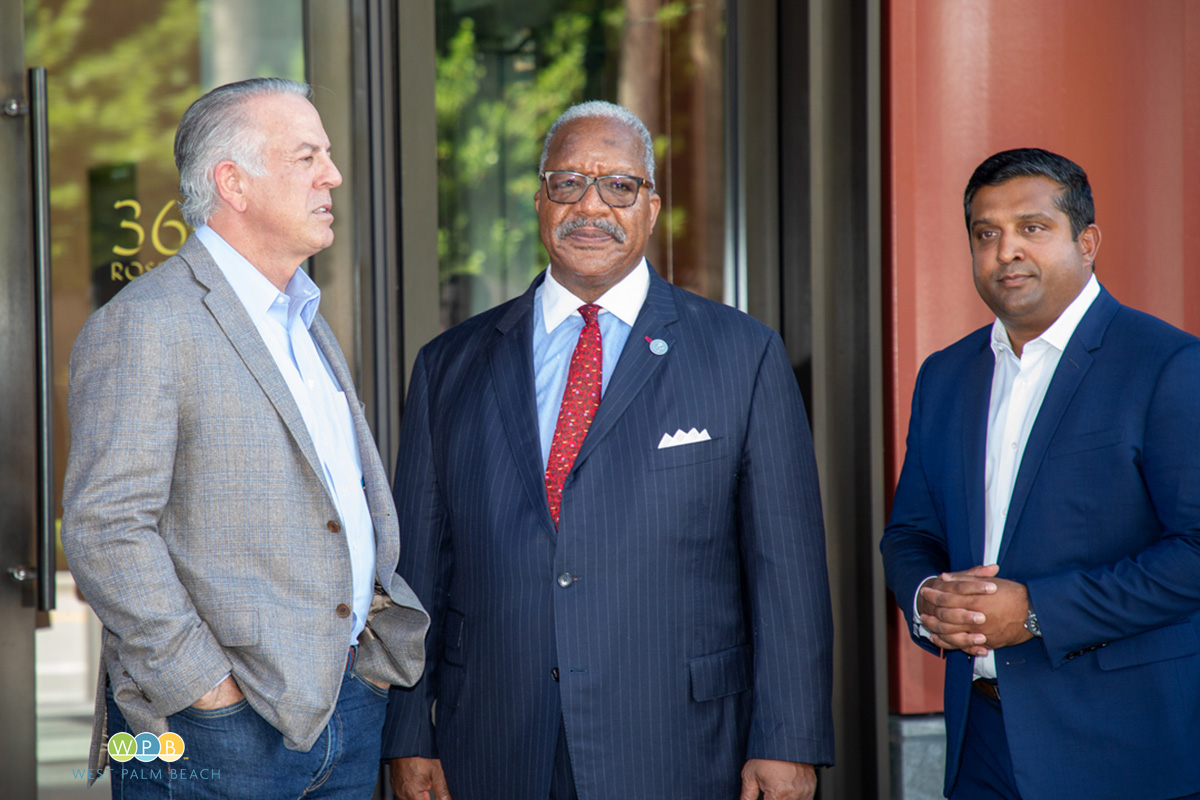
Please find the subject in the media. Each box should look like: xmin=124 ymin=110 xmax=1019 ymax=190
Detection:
xmin=61 ymin=236 xmax=428 ymax=777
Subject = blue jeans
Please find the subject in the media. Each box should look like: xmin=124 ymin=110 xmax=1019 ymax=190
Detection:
xmin=105 ymin=652 xmax=388 ymax=799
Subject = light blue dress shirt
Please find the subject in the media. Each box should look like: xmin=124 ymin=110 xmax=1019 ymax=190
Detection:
xmin=195 ymin=226 xmax=375 ymax=645
xmin=532 ymin=259 xmax=649 ymax=468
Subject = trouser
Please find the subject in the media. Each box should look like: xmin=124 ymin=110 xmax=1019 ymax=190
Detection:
xmin=105 ymin=651 xmax=388 ymax=800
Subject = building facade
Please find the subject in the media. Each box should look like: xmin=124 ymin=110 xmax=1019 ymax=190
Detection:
xmin=2 ymin=1 xmax=1196 ymax=797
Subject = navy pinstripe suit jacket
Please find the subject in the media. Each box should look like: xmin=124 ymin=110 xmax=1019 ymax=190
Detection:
xmin=384 ymin=267 xmax=834 ymax=799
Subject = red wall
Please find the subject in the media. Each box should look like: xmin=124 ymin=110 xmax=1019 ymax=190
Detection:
xmin=885 ymin=0 xmax=1200 ymax=713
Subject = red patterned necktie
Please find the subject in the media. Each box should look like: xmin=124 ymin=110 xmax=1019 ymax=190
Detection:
xmin=545 ymin=304 xmax=603 ymax=526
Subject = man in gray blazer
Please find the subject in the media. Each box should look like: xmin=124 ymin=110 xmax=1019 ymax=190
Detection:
xmin=62 ymin=77 xmax=428 ymax=799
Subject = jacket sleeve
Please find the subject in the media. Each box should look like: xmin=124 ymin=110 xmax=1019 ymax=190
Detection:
xmin=879 ymin=360 xmax=952 ymax=656
xmin=60 ymin=298 xmax=230 ymax=718
xmin=383 ymin=347 xmax=453 ymax=758
xmin=738 ymin=332 xmax=836 ymax=766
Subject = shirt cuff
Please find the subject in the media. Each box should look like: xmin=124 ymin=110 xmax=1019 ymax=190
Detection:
xmin=206 ymin=672 xmax=232 ymax=695
xmin=912 ymin=575 xmax=939 ymax=639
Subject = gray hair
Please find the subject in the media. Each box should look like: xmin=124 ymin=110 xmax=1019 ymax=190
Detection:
xmin=538 ymin=101 xmax=656 ymax=185
xmin=174 ymin=77 xmax=311 ymax=227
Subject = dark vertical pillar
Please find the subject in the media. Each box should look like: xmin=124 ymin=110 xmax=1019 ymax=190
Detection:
xmin=779 ymin=0 xmax=888 ymax=797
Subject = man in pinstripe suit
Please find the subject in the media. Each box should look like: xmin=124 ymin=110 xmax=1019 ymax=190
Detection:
xmin=384 ymin=101 xmax=834 ymax=800
xmin=62 ymin=78 xmax=428 ymax=799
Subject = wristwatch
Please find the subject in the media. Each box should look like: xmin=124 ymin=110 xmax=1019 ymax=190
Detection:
xmin=1024 ymin=604 xmax=1043 ymax=638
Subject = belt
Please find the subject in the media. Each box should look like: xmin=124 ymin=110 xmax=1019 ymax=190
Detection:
xmin=972 ymin=678 xmax=1000 ymax=703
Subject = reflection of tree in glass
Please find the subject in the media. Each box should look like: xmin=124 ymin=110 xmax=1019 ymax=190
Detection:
xmin=436 ymin=10 xmax=595 ymax=326
xmin=435 ymin=0 xmax=723 ymax=328
xmin=26 ymin=0 xmax=202 ymax=282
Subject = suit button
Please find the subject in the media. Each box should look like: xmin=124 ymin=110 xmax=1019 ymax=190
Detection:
xmin=551 ymin=667 xmax=560 ymax=682
xmin=336 ymin=603 xmax=351 ymax=618
xmin=557 ymin=573 xmax=573 ymax=588
xmin=327 ymin=520 xmax=341 ymax=533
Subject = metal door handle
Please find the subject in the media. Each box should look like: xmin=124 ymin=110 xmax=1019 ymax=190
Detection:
xmin=30 ymin=66 xmax=55 ymax=612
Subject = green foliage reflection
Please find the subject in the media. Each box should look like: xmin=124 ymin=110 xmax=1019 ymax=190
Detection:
xmin=435 ymin=4 xmax=619 ymax=324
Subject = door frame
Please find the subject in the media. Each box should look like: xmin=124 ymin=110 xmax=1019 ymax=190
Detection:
xmin=0 ymin=1 xmax=42 ymax=795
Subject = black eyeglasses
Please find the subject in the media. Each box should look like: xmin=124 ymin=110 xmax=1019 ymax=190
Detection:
xmin=540 ymin=171 xmax=653 ymax=208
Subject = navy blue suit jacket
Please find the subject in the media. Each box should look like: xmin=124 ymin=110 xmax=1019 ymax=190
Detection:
xmin=383 ymin=268 xmax=834 ymax=800
xmin=881 ymin=287 xmax=1200 ymax=800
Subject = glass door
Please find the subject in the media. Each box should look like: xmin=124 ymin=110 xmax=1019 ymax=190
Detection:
xmin=13 ymin=2 xmax=363 ymax=795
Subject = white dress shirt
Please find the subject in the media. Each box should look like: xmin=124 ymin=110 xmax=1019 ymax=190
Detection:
xmin=915 ymin=275 xmax=1100 ymax=679
xmin=195 ymin=226 xmax=375 ymax=645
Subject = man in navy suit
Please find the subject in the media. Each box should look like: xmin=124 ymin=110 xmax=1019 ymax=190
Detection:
xmin=881 ymin=148 xmax=1200 ymax=800
xmin=383 ymin=101 xmax=834 ymax=800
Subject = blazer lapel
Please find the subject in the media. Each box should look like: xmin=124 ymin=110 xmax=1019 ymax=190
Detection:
xmin=997 ymin=288 xmax=1118 ymax=563
xmin=489 ymin=280 xmax=559 ymax=539
xmin=183 ymin=239 xmax=329 ymax=498
xmin=572 ymin=267 xmax=678 ymax=471
xmin=961 ymin=338 xmax=994 ymax=567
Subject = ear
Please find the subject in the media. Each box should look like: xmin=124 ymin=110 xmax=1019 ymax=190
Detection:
xmin=213 ymin=160 xmax=249 ymax=213
xmin=646 ymin=191 xmax=662 ymax=234
xmin=1078 ymin=223 xmax=1101 ymax=268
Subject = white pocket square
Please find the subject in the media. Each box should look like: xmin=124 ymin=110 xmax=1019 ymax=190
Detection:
xmin=657 ymin=428 xmax=712 ymax=449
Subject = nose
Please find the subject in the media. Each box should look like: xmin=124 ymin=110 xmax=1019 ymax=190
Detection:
xmin=997 ymin=231 xmax=1023 ymax=264
xmin=575 ymin=181 xmax=609 ymax=213
xmin=317 ymin=152 xmax=343 ymax=189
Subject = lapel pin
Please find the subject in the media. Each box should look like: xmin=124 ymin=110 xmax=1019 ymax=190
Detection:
xmin=648 ymin=338 xmax=669 ymax=356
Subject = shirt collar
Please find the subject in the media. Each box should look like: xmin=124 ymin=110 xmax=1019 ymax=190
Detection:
xmin=991 ymin=274 xmax=1100 ymax=357
xmin=194 ymin=225 xmax=321 ymax=329
xmin=538 ymin=258 xmax=650 ymax=334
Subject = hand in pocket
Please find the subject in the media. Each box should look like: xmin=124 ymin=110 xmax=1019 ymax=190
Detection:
xmin=192 ymin=675 xmax=245 ymax=710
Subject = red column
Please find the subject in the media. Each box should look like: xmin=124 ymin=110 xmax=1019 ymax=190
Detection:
xmin=884 ymin=0 xmax=1200 ymax=714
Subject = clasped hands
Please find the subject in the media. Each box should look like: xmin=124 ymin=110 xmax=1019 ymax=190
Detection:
xmin=917 ymin=564 xmax=1033 ymax=656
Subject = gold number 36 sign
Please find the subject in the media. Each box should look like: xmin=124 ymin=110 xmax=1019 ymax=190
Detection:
xmin=112 ymin=199 xmax=189 ymax=257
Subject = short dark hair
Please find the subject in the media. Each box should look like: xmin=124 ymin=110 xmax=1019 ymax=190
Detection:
xmin=963 ymin=148 xmax=1094 ymax=240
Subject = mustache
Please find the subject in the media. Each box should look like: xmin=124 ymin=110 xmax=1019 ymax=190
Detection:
xmin=556 ymin=217 xmax=626 ymax=244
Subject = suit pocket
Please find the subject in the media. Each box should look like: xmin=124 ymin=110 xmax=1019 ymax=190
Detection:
xmin=1045 ymin=427 xmax=1126 ymax=459
xmin=649 ymin=437 xmax=729 ymax=471
xmin=1097 ymin=621 xmax=1199 ymax=671
xmin=689 ymin=644 xmax=752 ymax=702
